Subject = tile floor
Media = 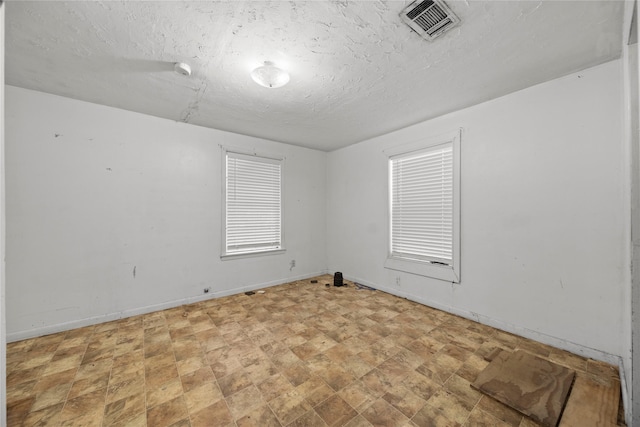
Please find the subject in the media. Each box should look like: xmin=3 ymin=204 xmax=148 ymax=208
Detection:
xmin=6 ymin=275 xmax=623 ymax=426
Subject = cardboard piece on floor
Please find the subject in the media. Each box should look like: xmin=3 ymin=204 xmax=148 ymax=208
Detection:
xmin=559 ymin=374 xmax=620 ymax=427
xmin=472 ymin=350 xmax=575 ymax=427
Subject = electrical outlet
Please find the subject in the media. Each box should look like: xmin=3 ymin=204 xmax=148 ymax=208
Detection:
xmin=396 ymin=277 xmax=401 ymax=287
xmin=290 ymin=260 xmax=296 ymax=270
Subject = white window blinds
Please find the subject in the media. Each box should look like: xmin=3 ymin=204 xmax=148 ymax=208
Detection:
xmin=225 ymin=152 xmax=282 ymax=256
xmin=390 ymin=143 xmax=453 ymax=264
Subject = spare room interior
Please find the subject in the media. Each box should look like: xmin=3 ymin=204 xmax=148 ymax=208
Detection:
xmin=1 ymin=0 xmax=640 ymax=426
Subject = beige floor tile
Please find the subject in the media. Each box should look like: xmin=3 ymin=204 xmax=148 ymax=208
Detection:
xmin=32 ymin=368 xmax=77 ymax=395
xmin=5 ymin=276 xmax=624 ymax=427
xmin=235 ymin=404 xmax=282 ymax=427
xmin=109 ymin=411 xmax=147 ymax=427
xmin=463 ymin=407 xmax=513 ymax=427
xmin=31 ymin=382 xmax=73 ymax=412
xmin=190 ymin=400 xmax=233 ymax=427
xmin=59 ymin=388 xmax=107 ymax=422
xmin=180 ymin=366 xmax=215 ymax=393
xmin=288 ymin=409 xmax=330 ymax=426
xmin=42 ymin=355 xmax=83 ymax=376
xmin=360 ymin=397 xmax=410 ymax=426
xmin=302 ymin=381 xmax=335 ymax=407
xmin=382 ymin=383 xmax=427 ymax=419
xmin=22 ymin=401 xmax=65 ymax=426
xmin=146 ymin=363 xmax=180 ymax=390
xmin=411 ymin=402 xmax=462 ymax=427
xmin=443 ymin=374 xmax=482 ymax=411
xmin=67 ymin=373 xmax=110 ymax=400
xmin=74 ymin=358 xmax=113 ymax=381
xmin=343 ymin=414 xmax=374 ymax=427
xmin=106 ymin=375 xmax=145 ymax=404
xmin=269 ymin=388 xmax=312 ymax=425
xmin=218 ymin=369 xmax=252 ymax=397
xmin=6 ymin=379 xmax=38 ymax=405
xmin=7 ymin=365 xmax=45 ymax=389
xmin=338 ymin=380 xmax=378 ymax=412
xmin=257 ymin=373 xmax=295 ymax=402
xmin=146 ymin=395 xmax=189 ymax=427
xmin=315 ymin=394 xmax=358 ymax=426
xmin=147 ymin=378 xmax=185 ymax=409
xmin=103 ymin=393 xmax=146 ymax=425
xmin=59 ymin=411 xmax=104 ymax=427
xmin=184 ymin=382 xmax=223 ymax=414
xmin=244 ymin=357 xmax=279 ymax=383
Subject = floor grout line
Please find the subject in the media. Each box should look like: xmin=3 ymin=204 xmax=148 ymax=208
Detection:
xmin=6 ymin=275 xmax=625 ymax=427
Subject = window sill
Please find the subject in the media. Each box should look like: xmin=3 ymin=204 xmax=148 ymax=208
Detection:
xmin=384 ymin=256 xmax=460 ymax=283
xmin=221 ymin=248 xmax=286 ymax=261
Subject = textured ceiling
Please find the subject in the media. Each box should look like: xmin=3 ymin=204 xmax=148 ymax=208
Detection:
xmin=5 ymin=1 xmax=624 ymax=151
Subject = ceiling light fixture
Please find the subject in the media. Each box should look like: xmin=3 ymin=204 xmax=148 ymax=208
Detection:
xmin=251 ymin=61 xmax=290 ymax=88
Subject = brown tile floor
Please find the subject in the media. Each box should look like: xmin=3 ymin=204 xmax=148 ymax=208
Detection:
xmin=6 ymin=275 xmax=623 ymax=427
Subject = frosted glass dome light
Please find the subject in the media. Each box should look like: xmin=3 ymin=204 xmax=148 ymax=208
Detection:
xmin=251 ymin=61 xmax=290 ymax=88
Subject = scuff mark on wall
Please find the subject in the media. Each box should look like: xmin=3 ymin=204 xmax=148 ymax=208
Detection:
xmin=133 ymin=266 xmax=136 ymax=279
xmin=54 ymin=306 xmax=80 ymax=312
xmin=180 ymin=73 xmax=209 ymax=123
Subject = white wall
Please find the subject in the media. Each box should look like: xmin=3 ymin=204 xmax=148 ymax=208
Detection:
xmin=5 ymin=86 xmax=327 ymax=341
xmin=2 ymin=37 xmax=632 ymax=426
xmin=628 ymin=38 xmax=639 ymax=424
xmin=1 ymin=3 xmax=7 ymax=426
xmin=625 ymin=0 xmax=640 ymax=423
xmin=327 ymin=60 xmax=626 ymax=363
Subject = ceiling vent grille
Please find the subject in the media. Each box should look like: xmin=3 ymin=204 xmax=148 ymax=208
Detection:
xmin=400 ymin=0 xmax=460 ymax=41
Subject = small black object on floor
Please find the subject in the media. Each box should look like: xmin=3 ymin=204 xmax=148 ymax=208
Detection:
xmin=334 ymin=272 xmax=344 ymax=287
xmin=245 ymin=291 xmax=255 ymax=296
xmin=310 ymin=280 xmax=318 ymax=283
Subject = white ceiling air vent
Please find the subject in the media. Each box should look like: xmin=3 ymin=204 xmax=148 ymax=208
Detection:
xmin=400 ymin=0 xmax=460 ymax=41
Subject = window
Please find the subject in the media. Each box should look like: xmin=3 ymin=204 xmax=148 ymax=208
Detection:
xmin=385 ymin=129 xmax=460 ymax=282
xmin=222 ymin=150 xmax=284 ymax=258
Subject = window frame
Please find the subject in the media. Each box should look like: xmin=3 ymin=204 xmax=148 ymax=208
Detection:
xmin=384 ymin=129 xmax=461 ymax=283
xmin=221 ymin=147 xmax=285 ymax=260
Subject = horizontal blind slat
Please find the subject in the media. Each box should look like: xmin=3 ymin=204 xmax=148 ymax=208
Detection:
xmin=390 ymin=142 xmax=453 ymax=263
xmin=226 ymin=153 xmax=282 ymax=253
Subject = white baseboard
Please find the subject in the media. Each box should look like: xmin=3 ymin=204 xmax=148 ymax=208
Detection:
xmin=619 ymin=360 xmax=631 ymax=426
xmin=7 ymin=270 xmax=329 ymax=343
xmin=344 ymin=274 xmax=623 ymax=366
xmin=349 ymin=274 xmax=629 ymax=423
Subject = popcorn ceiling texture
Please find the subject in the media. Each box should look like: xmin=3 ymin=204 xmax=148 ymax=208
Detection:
xmin=4 ymin=1 xmax=623 ymax=151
